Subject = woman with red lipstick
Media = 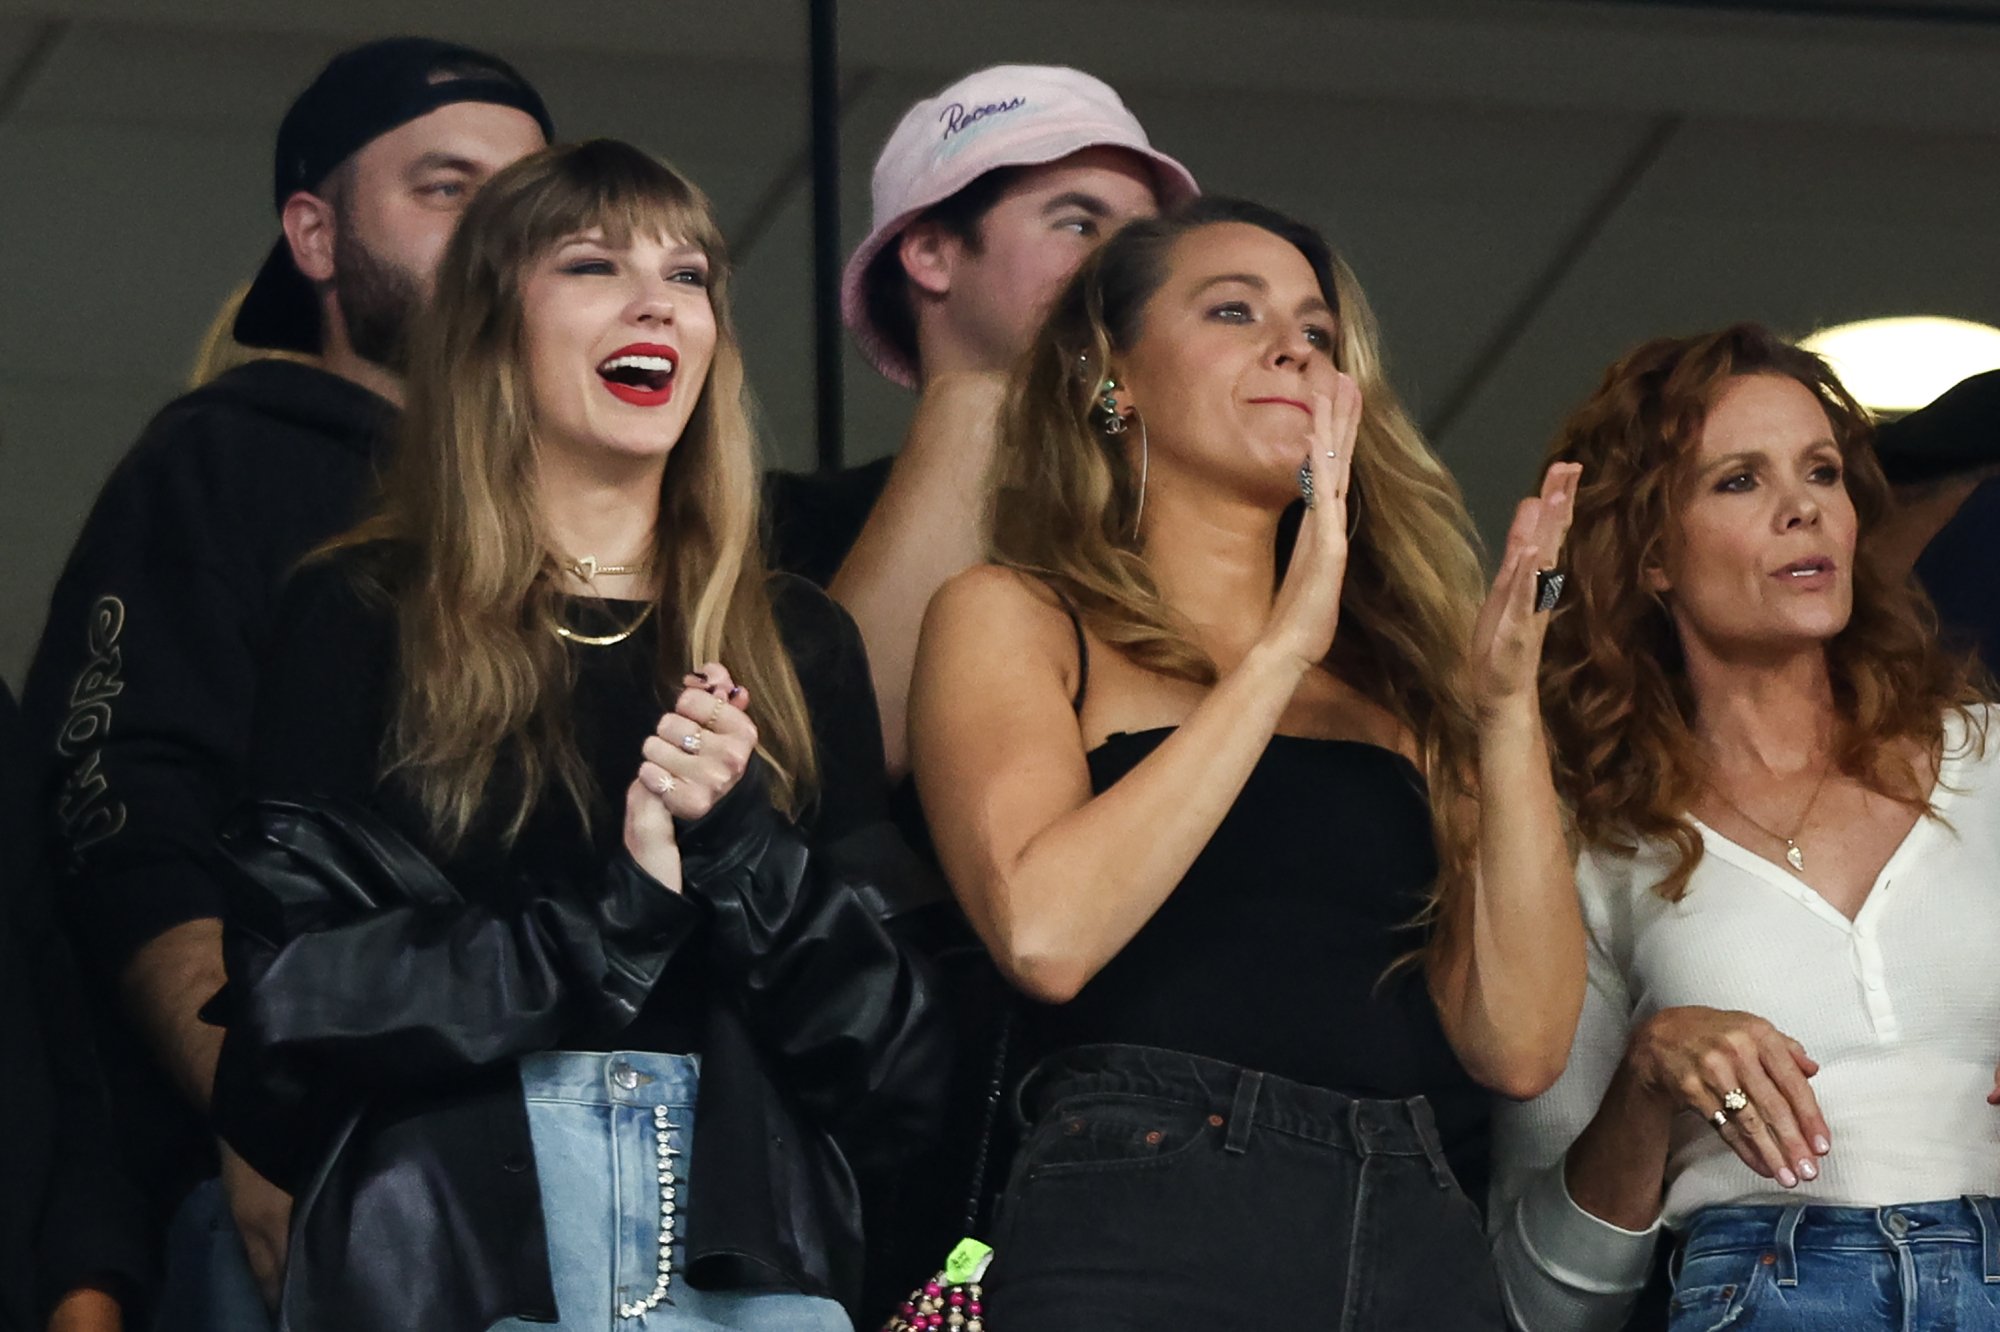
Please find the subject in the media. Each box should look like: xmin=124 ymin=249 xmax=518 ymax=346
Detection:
xmin=907 ymin=196 xmax=1584 ymax=1326
xmin=1490 ymin=324 xmax=2000 ymax=1332
xmin=202 ymin=141 xmax=946 ymax=1332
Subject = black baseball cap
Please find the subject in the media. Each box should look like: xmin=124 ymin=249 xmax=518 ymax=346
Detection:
xmin=1873 ymin=369 xmax=2000 ymax=486
xmin=234 ymin=37 xmax=555 ymax=353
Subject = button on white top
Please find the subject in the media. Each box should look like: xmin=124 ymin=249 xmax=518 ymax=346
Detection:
xmin=1492 ymin=708 xmax=2000 ymax=1332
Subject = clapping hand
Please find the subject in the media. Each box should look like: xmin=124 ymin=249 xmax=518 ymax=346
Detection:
xmin=1468 ymin=462 xmax=1581 ymax=721
xmin=623 ymin=663 xmax=757 ymax=890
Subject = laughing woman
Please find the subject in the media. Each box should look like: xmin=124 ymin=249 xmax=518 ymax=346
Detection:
xmin=205 ymin=141 xmax=945 ymax=1332
xmin=908 ymin=197 xmax=1585 ymax=1327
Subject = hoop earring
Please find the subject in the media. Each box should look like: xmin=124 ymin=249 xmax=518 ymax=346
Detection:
xmin=1133 ymin=414 xmax=1149 ymax=536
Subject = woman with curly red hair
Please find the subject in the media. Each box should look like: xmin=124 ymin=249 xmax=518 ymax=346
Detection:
xmin=1490 ymin=323 xmax=1998 ymax=1332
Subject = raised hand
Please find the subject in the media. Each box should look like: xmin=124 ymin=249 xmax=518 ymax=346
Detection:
xmin=1468 ymin=461 xmax=1580 ymax=719
xmin=623 ymin=662 xmax=758 ymax=889
xmin=1262 ymin=374 xmax=1361 ymax=671
xmin=1624 ymin=1005 xmax=1830 ymax=1187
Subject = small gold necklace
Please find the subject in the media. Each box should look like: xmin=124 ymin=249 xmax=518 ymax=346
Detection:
xmin=553 ymin=600 xmax=655 ymax=648
xmin=1705 ymin=756 xmax=1835 ymax=873
xmin=564 ymin=554 xmax=644 ymax=582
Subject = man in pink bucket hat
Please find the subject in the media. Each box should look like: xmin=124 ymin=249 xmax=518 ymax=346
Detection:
xmin=768 ymin=64 xmax=1195 ymax=777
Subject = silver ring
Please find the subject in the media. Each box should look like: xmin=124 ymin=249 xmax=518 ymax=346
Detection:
xmin=679 ymin=731 xmax=703 ymax=756
xmin=1723 ymin=1088 xmax=1750 ymax=1114
xmin=1709 ymin=1109 xmax=1730 ymax=1131
xmin=1298 ymin=462 xmax=1316 ymax=510
xmin=1534 ymin=568 xmax=1566 ymax=613
xmin=651 ymin=772 xmax=676 ymax=796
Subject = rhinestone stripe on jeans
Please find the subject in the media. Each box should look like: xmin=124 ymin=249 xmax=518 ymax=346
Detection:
xmin=618 ymin=1103 xmax=684 ymax=1319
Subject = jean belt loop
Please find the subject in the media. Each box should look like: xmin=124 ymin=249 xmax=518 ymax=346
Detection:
xmin=1407 ymin=1097 xmax=1455 ymax=1191
xmin=1011 ymin=1051 xmax=1061 ymax=1133
xmin=1224 ymin=1070 xmax=1263 ymax=1155
xmin=1773 ymin=1203 xmax=1805 ymax=1288
xmin=1968 ymin=1195 xmax=2000 ymax=1283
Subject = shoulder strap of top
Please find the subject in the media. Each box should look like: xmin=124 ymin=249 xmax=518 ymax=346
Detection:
xmin=1048 ymin=589 xmax=1090 ymax=716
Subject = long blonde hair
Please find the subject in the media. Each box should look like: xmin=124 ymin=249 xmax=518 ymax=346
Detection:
xmin=990 ymin=197 xmax=1487 ymax=958
xmin=329 ymin=139 xmax=817 ymax=849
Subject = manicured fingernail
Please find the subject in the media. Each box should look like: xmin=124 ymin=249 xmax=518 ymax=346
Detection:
xmin=1798 ymin=1159 xmax=1817 ymax=1181
xmin=1813 ymin=1135 xmax=1831 ymax=1155
xmin=1778 ymin=1167 xmax=1798 ymax=1188
xmin=729 ymin=686 xmax=746 ymax=699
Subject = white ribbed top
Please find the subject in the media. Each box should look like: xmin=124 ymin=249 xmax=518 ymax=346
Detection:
xmin=1490 ymin=707 xmax=2000 ymax=1332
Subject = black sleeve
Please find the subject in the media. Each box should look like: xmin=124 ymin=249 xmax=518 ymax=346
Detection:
xmin=773 ymin=573 xmax=890 ymax=842
xmin=0 ymin=686 xmax=152 ymax=1323
xmin=676 ymin=764 xmax=950 ymax=1173
xmin=772 ymin=574 xmax=945 ymax=917
xmin=19 ymin=408 xmax=360 ymax=964
xmin=211 ymin=849 xmax=707 ymax=1188
xmin=210 ymin=563 xmax=715 ymax=1186
xmin=761 ymin=459 xmax=893 ymax=588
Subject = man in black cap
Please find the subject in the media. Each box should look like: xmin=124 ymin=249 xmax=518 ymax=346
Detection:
xmin=19 ymin=37 xmax=550 ymax=1326
xmin=1871 ymin=369 xmax=2000 ymax=675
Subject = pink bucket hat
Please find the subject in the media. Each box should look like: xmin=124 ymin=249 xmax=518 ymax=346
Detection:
xmin=842 ymin=64 xmax=1199 ymax=387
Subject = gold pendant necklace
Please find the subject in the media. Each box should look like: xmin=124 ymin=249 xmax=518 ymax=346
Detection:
xmin=565 ymin=554 xmax=643 ymax=582
xmin=1705 ymin=756 xmax=1834 ymax=873
xmin=553 ymin=601 xmax=655 ymax=648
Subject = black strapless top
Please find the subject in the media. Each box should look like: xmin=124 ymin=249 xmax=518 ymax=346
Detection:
xmin=1022 ymin=617 xmax=1492 ymax=1199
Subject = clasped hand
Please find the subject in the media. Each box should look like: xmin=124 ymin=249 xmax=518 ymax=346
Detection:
xmin=622 ymin=663 xmax=758 ymax=891
xmin=1625 ymin=1004 xmax=1830 ymax=1188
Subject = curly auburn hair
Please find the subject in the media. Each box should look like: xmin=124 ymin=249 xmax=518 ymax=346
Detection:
xmin=1537 ymin=321 xmax=1989 ymax=899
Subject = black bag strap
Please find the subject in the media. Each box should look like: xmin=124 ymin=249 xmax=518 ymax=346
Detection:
xmin=961 ymin=1006 xmax=1016 ymax=1237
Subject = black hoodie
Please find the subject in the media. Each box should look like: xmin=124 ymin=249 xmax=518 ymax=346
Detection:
xmin=20 ymin=357 xmax=394 ymax=1215
xmin=0 ymin=683 xmax=151 ymax=1331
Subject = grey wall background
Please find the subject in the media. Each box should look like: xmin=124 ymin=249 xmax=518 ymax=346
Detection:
xmin=3 ymin=0 xmax=1998 ymax=688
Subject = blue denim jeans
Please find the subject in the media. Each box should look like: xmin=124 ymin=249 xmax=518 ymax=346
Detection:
xmin=1669 ymin=1196 xmax=2000 ymax=1332
xmin=490 ymin=1051 xmax=850 ymax=1332
xmin=149 ymin=1178 xmax=275 ymax=1332
xmin=985 ymin=1043 xmax=1504 ymax=1329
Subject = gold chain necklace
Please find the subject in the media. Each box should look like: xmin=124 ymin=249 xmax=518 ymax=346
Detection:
xmin=1705 ymin=756 xmax=1835 ymax=873
xmin=553 ymin=600 xmax=655 ymax=648
xmin=564 ymin=554 xmax=644 ymax=582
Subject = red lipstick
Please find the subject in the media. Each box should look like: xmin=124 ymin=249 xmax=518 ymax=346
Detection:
xmin=597 ymin=342 xmax=678 ymax=407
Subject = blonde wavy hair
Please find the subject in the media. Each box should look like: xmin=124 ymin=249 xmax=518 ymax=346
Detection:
xmin=329 ymin=139 xmax=817 ymax=849
xmin=990 ymin=196 xmax=1488 ymax=960
xmin=1538 ymin=322 xmax=1990 ymax=899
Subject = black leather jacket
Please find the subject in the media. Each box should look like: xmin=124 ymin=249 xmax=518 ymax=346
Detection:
xmin=209 ymin=763 xmax=948 ymax=1332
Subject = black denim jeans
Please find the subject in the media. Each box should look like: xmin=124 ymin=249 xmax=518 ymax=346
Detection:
xmin=983 ymin=1044 xmax=1504 ymax=1330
